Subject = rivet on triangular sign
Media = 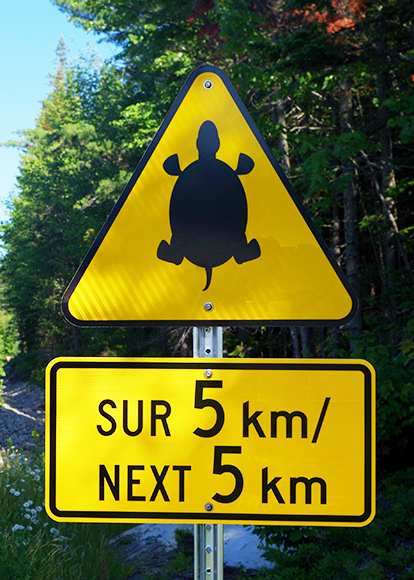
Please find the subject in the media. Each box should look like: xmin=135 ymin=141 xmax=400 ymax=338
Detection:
xmin=62 ymin=65 xmax=358 ymax=327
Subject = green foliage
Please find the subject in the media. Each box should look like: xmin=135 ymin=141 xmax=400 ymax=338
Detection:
xmin=0 ymin=441 xmax=131 ymax=579
xmin=0 ymin=307 xmax=19 ymax=374
xmin=254 ymin=467 xmax=414 ymax=580
xmin=385 ymin=93 xmax=414 ymax=144
xmin=167 ymin=529 xmax=194 ymax=574
xmin=1 ymin=54 xmax=129 ymax=354
xmin=0 ymin=45 xmax=176 ymax=384
xmin=354 ymin=303 xmax=414 ymax=469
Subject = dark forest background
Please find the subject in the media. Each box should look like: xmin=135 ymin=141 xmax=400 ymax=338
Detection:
xmin=0 ymin=1 xmax=413 ymax=575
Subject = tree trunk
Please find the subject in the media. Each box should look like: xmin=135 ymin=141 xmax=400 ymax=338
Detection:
xmin=274 ymin=97 xmax=291 ymax=172
xmin=72 ymin=326 xmax=79 ymax=351
xmin=377 ymin=63 xmax=398 ymax=322
xmin=274 ymin=95 xmax=303 ymax=358
xmin=274 ymin=94 xmax=313 ymax=358
xmin=299 ymin=327 xmax=311 ymax=357
xmin=377 ymin=40 xmax=398 ymax=278
xmin=330 ymin=201 xmax=342 ymax=356
xmin=339 ymin=77 xmax=363 ymax=350
xmin=289 ymin=327 xmax=301 ymax=358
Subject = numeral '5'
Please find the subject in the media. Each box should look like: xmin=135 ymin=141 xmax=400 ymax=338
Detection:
xmin=193 ymin=381 xmax=225 ymax=438
xmin=212 ymin=446 xmax=244 ymax=503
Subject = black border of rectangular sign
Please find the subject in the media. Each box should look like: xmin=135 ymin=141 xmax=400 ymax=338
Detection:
xmin=48 ymin=360 xmax=373 ymax=524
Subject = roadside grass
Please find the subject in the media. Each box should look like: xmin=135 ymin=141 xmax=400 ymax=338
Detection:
xmin=0 ymin=437 xmax=132 ymax=580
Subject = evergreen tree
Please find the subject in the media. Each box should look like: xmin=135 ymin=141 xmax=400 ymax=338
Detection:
xmin=2 ymin=1 xmax=412 ymax=467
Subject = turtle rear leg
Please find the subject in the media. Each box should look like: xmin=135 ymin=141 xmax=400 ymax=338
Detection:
xmin=234 ymin=238 xmax=261 ymax=264
xmin=157 ymin=240 xmax=184 ymax=265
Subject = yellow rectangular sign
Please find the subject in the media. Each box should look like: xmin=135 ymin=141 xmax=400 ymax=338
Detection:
xmin=46 ymin=358 xmax=375 ymax=526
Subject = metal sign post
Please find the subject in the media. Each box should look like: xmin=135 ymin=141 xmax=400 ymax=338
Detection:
xmin=193 ymin=326 xmax=224 ymax=580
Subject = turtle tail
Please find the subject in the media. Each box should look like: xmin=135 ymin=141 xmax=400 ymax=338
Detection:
xmin=202 ymin=267 xmax=213 ymax=291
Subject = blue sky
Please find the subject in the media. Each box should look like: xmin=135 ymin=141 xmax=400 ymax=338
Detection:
xmin=0 ymin=0 xmax=118 ymax=223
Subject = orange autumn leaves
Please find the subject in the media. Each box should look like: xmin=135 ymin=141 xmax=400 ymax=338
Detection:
xmin=294 ymin=0 xmax=366 ymax=35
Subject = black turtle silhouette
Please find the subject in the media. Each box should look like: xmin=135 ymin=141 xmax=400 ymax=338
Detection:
xmin=157 ymin=120 xmax=261 ymax=290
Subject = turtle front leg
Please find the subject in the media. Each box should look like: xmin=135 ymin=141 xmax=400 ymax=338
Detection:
xmin=157 ymin=239 xmax=184 ymax=265
xmin=234 ymin=237 xmax=261 ymax=264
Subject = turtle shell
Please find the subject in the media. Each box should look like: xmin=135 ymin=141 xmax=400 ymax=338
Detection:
xmin=168 ymin=156 xmax=249 ymax=270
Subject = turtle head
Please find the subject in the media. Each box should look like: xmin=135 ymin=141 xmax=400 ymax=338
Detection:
xmin=197 ymin=121 xmax=220 ymax=160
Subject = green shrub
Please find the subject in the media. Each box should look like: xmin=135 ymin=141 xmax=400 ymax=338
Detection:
xmin=254 ymin=468 xmax=414 ymax=579
xmin=0 ymin=439 xmax=132 ymax=580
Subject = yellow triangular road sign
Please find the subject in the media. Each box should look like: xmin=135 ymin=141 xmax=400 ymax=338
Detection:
xmin=62 ymin=65 xmax=357 ymax=327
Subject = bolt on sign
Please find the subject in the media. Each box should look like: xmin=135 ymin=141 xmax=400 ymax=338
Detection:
xmin=61 ymin=65 xmax=357 ymax=327
xmin=45 ymin=358 xmax=375 ymax=526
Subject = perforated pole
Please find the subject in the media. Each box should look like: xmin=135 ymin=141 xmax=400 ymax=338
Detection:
xmin=193 ymin=327 xmax=224 ymax=580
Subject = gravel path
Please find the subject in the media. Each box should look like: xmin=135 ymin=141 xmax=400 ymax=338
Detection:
xmin=0 ymin=379 xmax=45 ymax=453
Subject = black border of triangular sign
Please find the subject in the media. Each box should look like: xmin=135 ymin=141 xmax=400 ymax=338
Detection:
xmin=62 ymin=65 xmax=358 ymax=327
